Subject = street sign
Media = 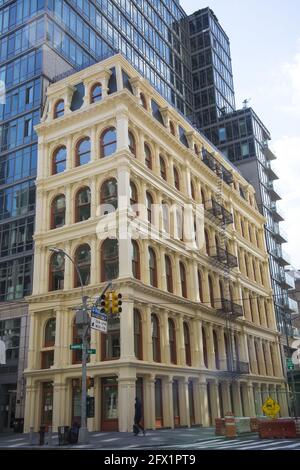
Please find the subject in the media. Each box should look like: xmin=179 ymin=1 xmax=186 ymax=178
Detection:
xmin=91 ymin=316 xmax=107 ymax=333
xmin=70 ymin=344 xmax=83 ymax=350
xmin=91 ymin=306 xmax=107 ymax=321
xmin=286 ymin=358 xmax=295 ymax=370
xmin=262 ymin=397 xmax=280 ymax=418
xmin=87 ymin=349 xmax=96 ymax=354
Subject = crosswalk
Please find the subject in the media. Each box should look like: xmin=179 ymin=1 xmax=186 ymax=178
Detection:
xmin=161 ymin=437 xmax=300 ymax=450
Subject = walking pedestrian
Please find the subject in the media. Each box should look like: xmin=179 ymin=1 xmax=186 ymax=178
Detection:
xmin=133 ymin=397 xmax=145 ymax=436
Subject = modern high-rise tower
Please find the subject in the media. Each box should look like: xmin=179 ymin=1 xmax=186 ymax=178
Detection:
xmin=187 ymin=7 xmax=297 ymax=369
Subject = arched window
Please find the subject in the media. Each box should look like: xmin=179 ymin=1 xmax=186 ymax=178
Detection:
xmin=208 ymin=275 xmax=215 ymax=307
xmin=168 ymin=318 xmax=177 ymax=364
xmin=202 ymin=327 xmax=208 ymax=368
xmin=100 ymin=127 xmax=117 ymax=158
xmin=76 ymin=138 xmax=91 ymax=166
xmin=100 ymin=178 xmax=118 ymax=214
xmin=159 ymin=155 xmax=167 ymax=181
xmin=146 ymin=192 xmax=153 ymax=223
xmin=132 ymin=240 xmax=140 ymax=280
xmin=130 ymin=181 xmax=138 ymax=212
xmin=140 ymin=92 xmax=147 ymax=110
xmin=162 ymin=202 xmax=169 ymax=232
xmin=74 ymin=244 xmax=91 ymax=287
xmin=169 ymin=121 xmax=175 ymax=136
xmin=165 ymin=255 xmax=173 ymax=293
xmin=144 ymin=143 xmax=152 ymax=169
xmin=151 ymin=314 xmax=161 ymax=362
xmin=90 ymin=83 xmax=102 ymax=103
xmin=51 ymin=195 xmax=65 ymax=229
xmin=179 ymin=262 xmax=187 ymax=298
xmin=213 ymin=330 xmax=220 ymax=369
xmin=197 ymin=270 xmax=203 ymax=302
xmin=201 ymin=189 xmax=206 ymax=208
xmin=54 ymin=99 xmax=64 ymax=118
xmin=149 ymin=247 xmax=157 ymax=287
xmin=134 ymin=309 xmax=143 ymax=360
xmin=52 ymin=146 xmax=66 ymax=174
xmin=128 ymin=131 xmax=136 ymax=156
xmin=191 ymin=179 xmax=196 ymax=200
xmin=205 ymin=230 xmax=210 ymax=255
xmin=49 ymin=252 xmax=65 ymax=291
xmin=173 ymin=166 xmax=180 ymax=190
xmin=75 ymin=187 xmax=91 ymax=222
xmin=184 ymin=322 xmax=191 ymax=366
xmin=44 ymin=318 xmax=56 ymax=347
xmin=101 ymin=239 xmax=119 ymax=281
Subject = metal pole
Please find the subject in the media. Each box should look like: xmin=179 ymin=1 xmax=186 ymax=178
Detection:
xmin=78 ymin=298 xmax=89 ymax=444
xmin=49 ymin=248 xmax=89 ymax=443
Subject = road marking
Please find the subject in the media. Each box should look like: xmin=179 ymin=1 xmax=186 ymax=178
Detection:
xmin=236 ymin=440 xmax=292 ymax=450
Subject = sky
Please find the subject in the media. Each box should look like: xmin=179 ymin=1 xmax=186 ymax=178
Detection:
xmin=180 ymin=0 xmax=300 ymax=269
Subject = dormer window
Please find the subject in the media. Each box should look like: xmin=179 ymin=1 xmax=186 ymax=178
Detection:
xmin=90 ymin=83 xmax=102 ymax=103
xmin=54 ymin=100 xmax=64 ymax=119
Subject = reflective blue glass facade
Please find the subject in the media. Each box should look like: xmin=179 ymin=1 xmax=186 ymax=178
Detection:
xmin=0 ymin=0 xmax=194 ymax=302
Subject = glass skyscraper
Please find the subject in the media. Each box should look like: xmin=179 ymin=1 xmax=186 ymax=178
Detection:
xmin=187 ymin=7 xmax=296 ymax=338
xmin=0 ymin=0 xmax=194 ymax=304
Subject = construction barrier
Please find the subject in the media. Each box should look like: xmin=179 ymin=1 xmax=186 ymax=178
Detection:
xmin=235 ymin=417 xmax=251 ymax=434
xmin=258 ymin=419 xmax=297 ymax=439
xmin=215 ymin=418 xmax=226 ymax=436
xmin=294 ymin=419 xmax=300 ymax=437
xmin=225 ymin=412 xmax=237 ymax=439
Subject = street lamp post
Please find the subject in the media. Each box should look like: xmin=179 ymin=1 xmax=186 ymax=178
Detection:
xmin=49 ymin=247 xmax=90 ymax=444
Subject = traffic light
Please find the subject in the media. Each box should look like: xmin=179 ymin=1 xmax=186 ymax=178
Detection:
xmin=100 ymin=293 xmax=110 ymax=314
xmin=87 ymin=377 xmax=94 ymax=389
xmin=111 ymin=291 xmax=122 ymax=314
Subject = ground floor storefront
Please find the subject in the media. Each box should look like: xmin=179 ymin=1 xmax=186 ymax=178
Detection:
xmin=23 ymin=365 xmax=289 ymax=433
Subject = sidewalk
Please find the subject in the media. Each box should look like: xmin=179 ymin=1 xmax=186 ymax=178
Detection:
xmin=0 ymin=426 xmax=222 ymax=449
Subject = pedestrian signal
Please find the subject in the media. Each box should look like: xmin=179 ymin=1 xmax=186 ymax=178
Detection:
xmin=111 ymin=291 xmax=122 ymax=314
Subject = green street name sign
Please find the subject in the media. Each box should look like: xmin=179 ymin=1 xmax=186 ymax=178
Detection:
xmin=286 ymin=358 xmax=295 ymax=370
xmin=87 ymin=349 xmax=96 ymax=354
xmin=70 ymin=344 xmax=82 ymax=350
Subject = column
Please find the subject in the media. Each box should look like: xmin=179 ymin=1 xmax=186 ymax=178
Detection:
xmin=66 ymin=135 xmax=72 ymax=170
xmin=197 ymin=378 xmax=210 ymax=426
xmin=243 ymin=382 xmax=256 ymax=417
xmin=249 ymin=336 xmax=258 ymax=375
xmin=179 ymin=379 xmax=190 ymax=427
xmin=207 ymin=323 xmax=216 ymax=369
xmin=277 ymin=384 xmax=289 ymax=417
xmin=264 ymin=342 xmax=274 ymax=376
xmin=185 ymin=164 xmax=192 ymax=198
xmin=24 ymin=379 xmax=38 ymax=432
xmin=144 ymin=305 xmax=153 ymax=363
xmin=177 ymin=315 xmax=185 ymax=365
xmin=232 ymin=381 xmax=242 ymax=416
xmin=218 ymin=328 xmax=227 ymax=370
xmin=161 ymin=311 xmax=170 ymax=364
xmin=202 ymin=271 xmax=211 ymax=305
xmin=65 ymin=186 xmax=72 ymax=226
xmin=243 ymin=290 xmax=252 ymax=321
xmin=120 ymin=295 xmax=135 ymax=360
xmin=63 ymin=241 xmax=72 ymax=291
xmin=192 ymin=318 xmax=204 ymax=368
xmin=116 ymin=104 xmax=128 ymax=152
xmin=251 ymin=296 xmax=260 ymax=325
xmin=221 ymin=381 xmax=232 ymax=414
xmin=52 ymin=376 xmax=67 ymax=431
xmin=144 ymin=375 xmax=156 ymax=430
xmin=162 ymin=376 xmax=174 ymax=428
xmin=90 ymin=126 xmax=97 ymax=162
xmin=160 ymin=248 xmax=167 ymax=292
xmin=118 ymin=372 xmax=136 ymax=432
xmin=191 ymin=262 xmax=200 ymax=302
xmin=117 ymin=164 xmax=132 ymax=279
xmin=210 ymin=381 xmax=220 ymax=421
xmin=54 ymin=308 xmax=63 ymax=367
xmin=258 ymin=340 xmax=267 ymax=376
xmin=89 ymin=237 xmax=97 ymax=285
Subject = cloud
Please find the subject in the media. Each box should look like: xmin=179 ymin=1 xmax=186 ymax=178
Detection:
xmin=279 ymin=40 xmax=300 ymax=117
xmin=272 ymin=137 xmax=300 ymax=269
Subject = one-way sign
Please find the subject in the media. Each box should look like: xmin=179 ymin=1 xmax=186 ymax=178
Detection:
xmin=91 ymin=306 xmax=107 ymax=322
xmin=91 ymin=316 xmax=107 ymax=333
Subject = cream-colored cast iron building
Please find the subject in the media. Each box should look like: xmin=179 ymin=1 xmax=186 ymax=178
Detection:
xmin=23 ymin=54 xmax=288 ymax=433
